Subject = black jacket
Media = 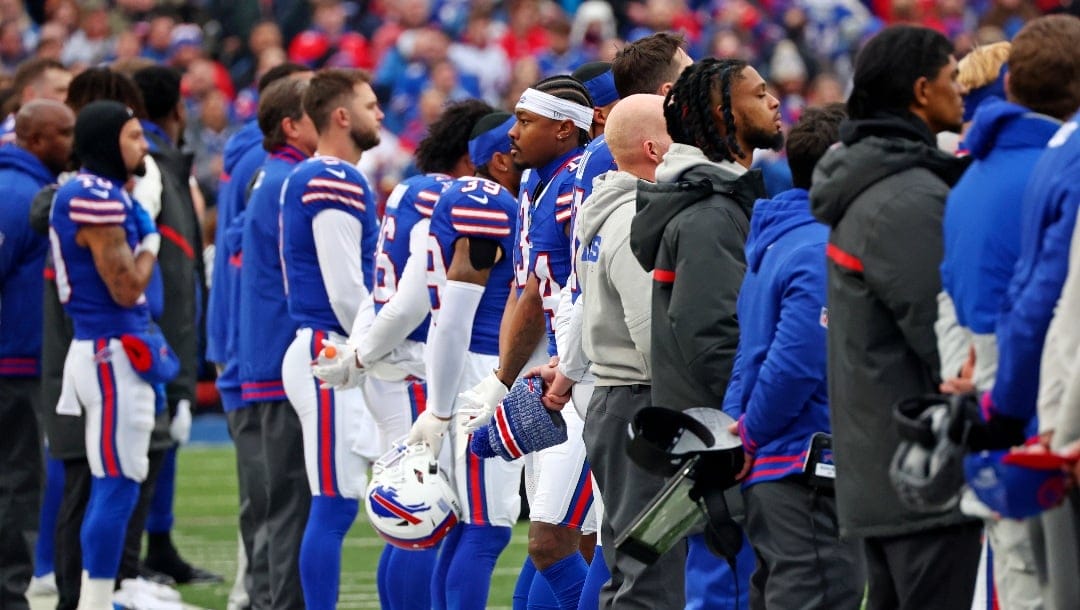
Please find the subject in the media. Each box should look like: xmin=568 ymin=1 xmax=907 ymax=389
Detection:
xmin=631 ymin=144 xmax=765 ymax=411
xmin=809 ymin=112 xmax=973 ymax=538
xmin=145 ymin=129 xmax=203 ymax=413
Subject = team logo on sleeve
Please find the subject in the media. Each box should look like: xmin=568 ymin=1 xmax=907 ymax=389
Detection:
xmin=820 ymin=307 xmax=829 ymax=329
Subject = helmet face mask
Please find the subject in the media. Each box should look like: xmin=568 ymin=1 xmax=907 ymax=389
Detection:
xmin=890 ymin=395 xmax=969 ymax=513
xmin=365 ymin=442 xmax=461 ymax=549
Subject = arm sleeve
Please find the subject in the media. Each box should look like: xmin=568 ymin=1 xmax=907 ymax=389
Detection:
xmin=312 ymin=208 xmax=369 ymax=332
xmin=935 ymin=291 xmax=972 ymax=381
xmin=359 ymin=219 xmax=431 ymax=363
xmin=741 ymin=246 xmax=829 ymax=449
xmin=425 ymin=280 xmax=484 ymax=418
xmin=555 ymin=286 xmax=590 ymax=382
xmin=667 ymin=208 xmax=746 ymax=399
xmin=993 ymin=185 xmax=1080 ymax=421
xmin=863 ymin=185 xmax=944 ymax=379
xmin=1040 ymin=217 xmax=1080 ymax=437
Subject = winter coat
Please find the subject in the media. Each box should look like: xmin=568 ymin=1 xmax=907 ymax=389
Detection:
xmin=991 ymin=115 xmax=1080 ymax=424
xmin=630 ymin=143 xmax=765 ymax=411
xmin=809 ymin=111 xmax=973 ymax=538
xmin=0 ymin=145 xmax=57 ymax=376
xmin=721 ymin=189 xmax=831 ymax=486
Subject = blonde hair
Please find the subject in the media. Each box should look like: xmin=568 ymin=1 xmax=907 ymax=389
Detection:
xmin=957 ymin=42 xmax=1010 ymax=92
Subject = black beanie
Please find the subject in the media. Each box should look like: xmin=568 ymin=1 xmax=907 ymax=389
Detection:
xmin=75 ymin=100 xmax=136 ymax=183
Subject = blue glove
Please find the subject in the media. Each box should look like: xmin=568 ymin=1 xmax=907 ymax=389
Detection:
xmin=132 ymin=202 xmax=158 ymax=239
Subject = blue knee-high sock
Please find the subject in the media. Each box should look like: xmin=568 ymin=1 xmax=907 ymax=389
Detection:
xmin=145 ymin=445 xmax=176 ymax=533
xmin=576 ymin=546 xmax=609 ymax=610
xmin=514 ymin=557 xmax=537 ymax=610
xmin=538 ymin=552 xmax=588 ymax=610
xmin=431 ymin=525 xmax=463 ymax=610
xmin=34 ymin=454 xmax=64 ymax=576
xmin=377 ymin=544 xmax=393 ymax=610
xmin=526 ymin=562 xmax=559 ymax=610
xmin=444 ymin=524 xmax=511 ymax=610
xmin=81 ymin=476 xmax=140 ymax=578
xmin=381 ymin=544 xmax=438 ymax=610
xmin=299 ymin=496 xmax=359 ymax=610
xmin=685 ymin=533 xmax=755 ymax=610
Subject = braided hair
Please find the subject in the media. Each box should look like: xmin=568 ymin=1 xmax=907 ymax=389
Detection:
xmin=415 ymin=98 xmax=494 ymax=174
xmin=663 ymin=57 xmax=747 ymax=163
xmin=531 ymin=74 xmax=594 ymax=147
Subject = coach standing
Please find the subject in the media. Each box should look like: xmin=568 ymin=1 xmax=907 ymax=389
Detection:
xmin=0 ymin=99 xmax=74 ymax=610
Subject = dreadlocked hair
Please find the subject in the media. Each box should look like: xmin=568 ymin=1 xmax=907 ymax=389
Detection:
xmin=532 ymin=74 xmax=594 ymax=147
xmin=415 ymin=98 xmax=494 ymax=174
xmin=663 ymin=57 xmax=747 ymax=163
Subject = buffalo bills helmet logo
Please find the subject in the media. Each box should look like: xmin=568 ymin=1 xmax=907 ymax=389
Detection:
xmin=369 ymin=485 xmax=430 ymax=525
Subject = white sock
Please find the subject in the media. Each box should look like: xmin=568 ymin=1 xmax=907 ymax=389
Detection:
xmin=76 ymin=571 xmax=115 ymax=610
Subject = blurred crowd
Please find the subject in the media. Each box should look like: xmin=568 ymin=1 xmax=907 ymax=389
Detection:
xmin=2 ymin=0 xmax=1078 ymax=214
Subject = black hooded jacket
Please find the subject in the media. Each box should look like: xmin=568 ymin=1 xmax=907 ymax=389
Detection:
xmin=809 ymin=111 xmax=973 ymax=538
xmin=630 ymin=144 xmax=765 ymax=412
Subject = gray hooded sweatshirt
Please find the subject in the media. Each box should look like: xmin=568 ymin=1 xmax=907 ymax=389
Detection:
xmin=576 ymin=170 xmax=653 ymax=386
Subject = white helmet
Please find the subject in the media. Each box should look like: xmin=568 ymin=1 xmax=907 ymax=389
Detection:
xmin=365 ymin=441 xmax=461 ymax=549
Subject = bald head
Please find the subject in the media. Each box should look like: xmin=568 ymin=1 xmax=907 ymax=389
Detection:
xmin=605 ymin=94 xmax=671 ymax=181
xmin=15 ymin=99 xmax=75 ymax=175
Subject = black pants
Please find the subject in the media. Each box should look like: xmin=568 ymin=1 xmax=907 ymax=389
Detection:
xmin=582 ymin=385 xmax=686 ymax=610
xmin=227 ymin=405 xmax=270 ymax=609
xmin=56 ymin=458 xmax=92 ymax=610
xmin=744 ymin=478 xmax=864 ymax=610
xmin=0 ymin=377 xmax=43 ymax=610
xmin=259 ymin=400 xmax=310 ymax=609
xmin=117 ymin=447 xmax=167 ymax=583
xmin=863 ymin=520 xmax=982 ymax=610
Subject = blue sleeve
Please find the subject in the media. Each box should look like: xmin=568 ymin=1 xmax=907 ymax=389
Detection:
xmin=742 ymin=246 xmax=828 ymax=449
xmin=721 ymin=338 xmax=745 ymax=420
xmin=302 ymin=167 xmax=371 ymax=219
xmin=991 ymin=185 xmax=1080 ymax=421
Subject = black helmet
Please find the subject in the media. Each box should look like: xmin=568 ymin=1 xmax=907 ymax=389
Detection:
xmin=890 ymin=394 xmax=977 ymax=513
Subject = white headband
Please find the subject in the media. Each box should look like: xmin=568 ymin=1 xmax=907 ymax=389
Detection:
xmin=516 ymin=88 xmax=594 ymax=132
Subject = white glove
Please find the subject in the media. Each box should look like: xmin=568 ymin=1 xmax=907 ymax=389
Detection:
xmin=458 ymin=371 xmax=510 ymax=434
xmin=169 ymin=399 xmax=192 ymax=445
xmin=406 ymin=411 xmax=452 ymax=455
xmin=311 ymin=339 xmax=366 ymax=389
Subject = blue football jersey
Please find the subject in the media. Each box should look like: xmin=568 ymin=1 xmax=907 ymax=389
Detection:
xmin=49 ymin=172 xmax=151 ymax=339
xmin=513 ymin=149 xmax=582 ymax=355
xmin=374 ymin=173 xmax=450 ymax=343
xmin=427 ymin=176 xmax=517 ymax=356
xmin=280 ymin=156 xmax=379 ymax=334
xmin=570 ymin=136 xmax=616 ymax=302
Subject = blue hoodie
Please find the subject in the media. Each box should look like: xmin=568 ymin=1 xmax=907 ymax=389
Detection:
xmin=206 ymin=119 xmax=266 ymax=410
xmin=992 ymin=113 xmax=1080 ymax=422
xmin=0 ymin=145 xmax=56 ymax=376
xmin=722 ymin=188 xmax=831 ymax=486
xmin=942 ymin=99 xmax=1062 ymax=335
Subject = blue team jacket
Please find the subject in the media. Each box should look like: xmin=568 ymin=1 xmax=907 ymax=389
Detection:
xmin=722 ymin=188 xmax=831 ymax=486
xmin=942 ymin=99 xmax=1062 ymax=335
xmin=206 ymin=120 xmax=266 ymax=411
xmin=0 ymin=145 xmax=56 ymax=376
xmin=991 ymin=114 xmax=1080 ymax=422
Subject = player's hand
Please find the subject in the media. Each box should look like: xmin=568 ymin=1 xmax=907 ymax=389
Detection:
xmin=458 ymin=372 xmax=510 ymax=433
xmin=728 ymin=420 xmax=753 ymax=481
xmin=169 ymin=399 xmax=192 ymax=445
xmin=407 ymin=411 xmax=452 ymax=454
xmin=311 ymin=340 xmax=365 ymax=389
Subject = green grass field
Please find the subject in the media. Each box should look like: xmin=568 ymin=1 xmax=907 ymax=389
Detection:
xmin=172 ymin=444 xmax=529 ymax=610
